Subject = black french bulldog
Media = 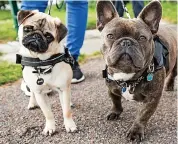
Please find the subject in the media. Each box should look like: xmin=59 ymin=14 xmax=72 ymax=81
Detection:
xmin=96 ymin=0 xmax=177 ymax=142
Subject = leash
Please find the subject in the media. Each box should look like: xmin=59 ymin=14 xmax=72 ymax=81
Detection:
xmin=119 ymin=0 xmax=131 ymax=19
xmin=56 ymin=0 xmax=64 ymax=10
xmin=48 ymin=0 xmax=64 ymax=15
xmin=48 ymin=0 xmax=53 ymax=15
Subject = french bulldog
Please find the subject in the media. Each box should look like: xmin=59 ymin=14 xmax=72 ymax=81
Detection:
xmin=96 ymin=0 xmax=177 ymax=142
xmin=17 ymin=10 xmax=77 ymax=135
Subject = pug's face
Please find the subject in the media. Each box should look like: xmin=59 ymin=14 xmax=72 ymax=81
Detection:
xmin=17 ymin=10 xmax=67 ymax=53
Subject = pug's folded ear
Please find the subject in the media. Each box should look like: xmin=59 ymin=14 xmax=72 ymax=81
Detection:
xmin=17 ymin=10 xmax=39 ymax=26
xmin=54 ymin=18 xmax=67 ymax=43
xmin=96 ymin=0 xmax=118 ymax=31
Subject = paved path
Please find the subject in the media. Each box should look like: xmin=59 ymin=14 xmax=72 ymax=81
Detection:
xmin=0 ymin=58 xmax=177 ymax=144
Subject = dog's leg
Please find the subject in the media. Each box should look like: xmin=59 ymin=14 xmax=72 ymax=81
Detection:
xmin=60 ymin=87 xmax=77 ymax=132
xmin=165 ymin=61 xmax=177 ymax=91
xmin=107 ymin=90 xmax=123 ymax=120
xmin=127 ymin=91 xmax=162 ymax=142
xmin=34 ymin=93 xmax=55 ymax=135
xmin=28 ymin=92 xmax=38 ymax=109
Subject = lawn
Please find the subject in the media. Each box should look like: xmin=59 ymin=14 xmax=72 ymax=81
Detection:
xmin=0 ymin=1 xmax=177 ymax=43
xmin=0 ymin=61 xmax=22 ymax=85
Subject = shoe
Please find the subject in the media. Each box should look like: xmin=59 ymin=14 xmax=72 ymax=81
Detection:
xmin=71 ymin=60 xmax=85 ymax=83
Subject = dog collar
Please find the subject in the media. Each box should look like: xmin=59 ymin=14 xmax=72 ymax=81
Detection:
xmin=102 ymin=63 xmax=155 ymax=94
xmin=16 ymin=48 xmax=74 ymax=67
xmin=16 ymin=47 xmax=74 ymax=85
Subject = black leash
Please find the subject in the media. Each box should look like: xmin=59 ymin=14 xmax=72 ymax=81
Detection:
xmin=48 ymin=0 xmax=53 ymax=15
xmin=114 ymin=0 xmax=131 ymax=19
xmin=56 ymin=0 xmax=64 ymax=10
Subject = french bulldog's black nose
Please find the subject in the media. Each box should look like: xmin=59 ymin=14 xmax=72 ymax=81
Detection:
xmin=120 ymin=39 xmax=131 ymax=47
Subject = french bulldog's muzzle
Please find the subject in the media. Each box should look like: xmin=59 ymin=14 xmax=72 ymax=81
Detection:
xmin=107 ymin=37 xmax=144 ymax=73
xmin=22 ymin=31 xmax=53 ymax=53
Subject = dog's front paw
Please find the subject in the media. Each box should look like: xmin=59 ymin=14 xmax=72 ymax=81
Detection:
xmin=43 ymin=119 xmax=56 ymax=136
xmin=64 ymin=118 xmax=77 ymax=133
xmin=28 ymin=102 xmax=39 ymax=110
xmin=107 ymin=110 xmax=122 ymax=120
xmin=127 ymin=123 xmax=145 ymax=142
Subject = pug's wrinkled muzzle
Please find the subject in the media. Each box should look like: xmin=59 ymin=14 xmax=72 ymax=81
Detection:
xmin=22 ymin=32 xmax=48 ymax=53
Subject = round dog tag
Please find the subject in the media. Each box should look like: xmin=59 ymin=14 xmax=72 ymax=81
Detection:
xmin=37 ymin=78 xmax=44 ymax=85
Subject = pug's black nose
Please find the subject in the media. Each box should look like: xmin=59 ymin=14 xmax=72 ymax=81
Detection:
xmin=120 ymin=39 xmax=131 ymax=47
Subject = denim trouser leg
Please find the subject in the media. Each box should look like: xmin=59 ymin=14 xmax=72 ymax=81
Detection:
xmin=132 ymin=1 xmax=144 ymax=18
xmin=21 ymin=0 xmax=48 ymax=12
xmin=65 ymin=2 xmax=88 ymax=61
xmin=115 ymin=1 xmax=124 ymax=17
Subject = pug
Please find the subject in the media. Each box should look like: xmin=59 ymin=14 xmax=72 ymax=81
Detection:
xmin=17 ymin=10 xmax=77 ymax=135
xmin=96 ymin=1 xmax=177 ymax=142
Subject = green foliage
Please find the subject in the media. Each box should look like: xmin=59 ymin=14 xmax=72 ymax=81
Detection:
xmin=0 ymin=61 xmax=22 ymax=85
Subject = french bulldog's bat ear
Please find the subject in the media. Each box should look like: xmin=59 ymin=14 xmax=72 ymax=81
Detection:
xmin=17 ymin=10 xmax=38 ymax=25
xmin=138 ymin=1 xmax=162 ymax=34
xmin=96 ymin=0 xmax=118 ymax=31
xmin=55 ymin=18 xmax=67 ymax=43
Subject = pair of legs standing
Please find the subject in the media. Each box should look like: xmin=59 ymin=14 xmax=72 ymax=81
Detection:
xmin=114 ymin=1 xmax=144 ymax=18
xmin=21 ymin=1 xmax=88 ymax=83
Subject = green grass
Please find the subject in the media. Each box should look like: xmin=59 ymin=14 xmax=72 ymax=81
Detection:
xmin=0 ymin=10 xmax=12 ymax=20
xmin=78 ymin=51 xmax=101 ymax=64
xmin=161 ymin=2 xmax=177 ymax=24
xmin=0 ymin=61 xmax=22 ymax=85
xmin=0 ymin=2 xmax=177 ymax=43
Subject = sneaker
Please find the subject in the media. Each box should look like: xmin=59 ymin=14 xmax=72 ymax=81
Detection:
xmin=71 ymin=60 xmax=85 ymax=83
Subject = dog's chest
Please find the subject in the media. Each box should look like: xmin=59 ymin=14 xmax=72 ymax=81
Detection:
xmin=121 ymin=87 xmax=135 ymax=101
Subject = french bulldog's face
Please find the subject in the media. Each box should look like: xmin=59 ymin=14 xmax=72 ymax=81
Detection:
xmin=96 ymin=1 xmax=162 ymax=74
xmin=17 ymin=10 xmax=67 ymax=53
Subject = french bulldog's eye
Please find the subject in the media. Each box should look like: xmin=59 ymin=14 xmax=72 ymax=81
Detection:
xmin=23 ymin=26 xmax=33 ymax=33
xmin=139 ymin=35 xmax=146 ymax=41
xmin=107 ymin=34 xmax=114 ymax=39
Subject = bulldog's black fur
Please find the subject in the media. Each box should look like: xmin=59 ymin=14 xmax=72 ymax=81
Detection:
xmin=96 ymin=1 xmax=177 ymax=142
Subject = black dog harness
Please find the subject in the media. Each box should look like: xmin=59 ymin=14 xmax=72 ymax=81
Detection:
xmin=102 ymin=36 xmax=169 ymax=94
xmin=16 ymin=47 xmax=74 ymax=85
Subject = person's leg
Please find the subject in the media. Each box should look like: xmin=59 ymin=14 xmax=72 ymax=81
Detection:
xmin=132 ymin=1 xmax=144 ymax=18
xmin=21 ymin=0 xmax=48 ymax=12
xmin=65 ymin=1 xmax=88 ymax=83
xmin=65 ymin=1 xmax=88 ymax=61
xmin=115 ymin=1 xmax=124 ymax=17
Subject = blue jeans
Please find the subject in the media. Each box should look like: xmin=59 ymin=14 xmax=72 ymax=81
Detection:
xmin=114 ymin=1 xmax=144 ymax=18
xmin=21 ymin=0 xmax=88 ymax=61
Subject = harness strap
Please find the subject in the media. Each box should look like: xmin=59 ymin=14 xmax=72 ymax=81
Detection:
xmin=16 ymin=48 xmax=74 ymax=67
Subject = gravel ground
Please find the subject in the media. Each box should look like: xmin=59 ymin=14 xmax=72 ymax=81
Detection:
xmin=0 ymin=58 xmax=177 ymax=144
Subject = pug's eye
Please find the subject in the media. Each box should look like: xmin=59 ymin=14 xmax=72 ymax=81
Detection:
xmin=139 ymin=35 xmax=146 ymax=41
xmin=45 ymin=32 xmax=53 ymax=39
xmin=45 ymin=32 xmax=54 ymax=43
xmin=23 ymin=26 xmax=34 ymax=33
xmin=107 ymin=34 xmax=114 ymax=39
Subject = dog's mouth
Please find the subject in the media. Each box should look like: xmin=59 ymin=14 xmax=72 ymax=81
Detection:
xmin=107 ymin=51 xmax=144 ymax=73
xmin=22 ymin=32 xmax=48 ymax=53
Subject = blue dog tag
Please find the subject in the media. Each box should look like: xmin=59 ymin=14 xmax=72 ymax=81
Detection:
xmin=122 ymin=87 xmax=127 ymax=93
xmin=147 ymin=73 xmax=153 ymax=81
